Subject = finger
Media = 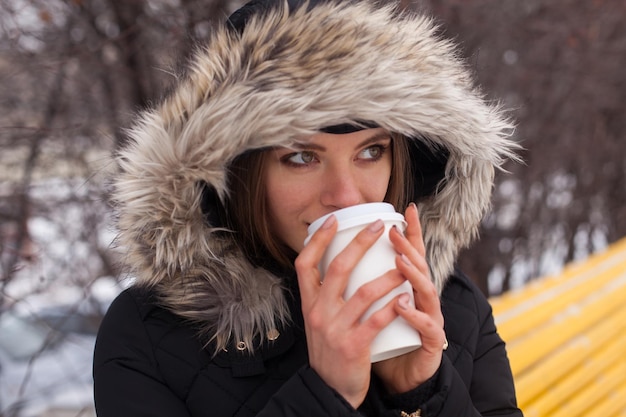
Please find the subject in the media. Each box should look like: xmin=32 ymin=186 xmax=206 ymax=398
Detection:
xmin=389 ymin=225 xmax=429 ymax=276
xmin=295 ymin=215 xmax=338 ymax=305
xmin=389 ymin=226 xmax=438 ymax=317
xmin=395 ymin=254 xmax=442 ymax=321
xmin=358 ymin=290 xmax=404 ymax=342
xmin=323 ymin=276 xmax=405 ymax=356
xmin=339 ymin=269 xmax=406 ymax=328
xmin=404 ymin=203 xmax=426 ymax=257
xmin=322 ymin=219 xmax=386 ymax=297
xmin=396 ymin=293 xmax=446 ymax=352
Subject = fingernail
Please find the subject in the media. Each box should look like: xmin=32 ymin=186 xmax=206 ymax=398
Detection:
xmin=368 ymin=219 xmax=384 ymax=233
xmin=321 ymin=215 xmax=336 ymax=230
xmin=409 ymin=202 xmax=417 ymax=211
xmin=398 ymin=293 xmax=411 ymax=310
xmin=401 ymin=253 xmax=412 ymax=266
xmin=391 ymin=225 xmax=404 ymax=236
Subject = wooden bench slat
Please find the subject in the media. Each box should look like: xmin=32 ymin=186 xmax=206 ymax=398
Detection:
xmin=593 ymin=384 xmax=626 ymax=417
xmin=506 ymin=271 xmax=626 ymax=374
xmin=514 ymin=302 xmax=626 ymax=406
xmin=491 ymin=237 xmax=626 ymax=316
xmin=520 ymin=329 xmax=626 ymax=413
xmin=496 ymin=250 xmax=626 ymax=342
xmin=491 ymin=237 xmax=626 ymax=415
xmin=548 ymin=360 xmax=626 ymax=417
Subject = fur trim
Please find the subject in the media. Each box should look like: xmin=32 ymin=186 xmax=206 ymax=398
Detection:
xmin=112 ymin=0 xmax=519 ymax=352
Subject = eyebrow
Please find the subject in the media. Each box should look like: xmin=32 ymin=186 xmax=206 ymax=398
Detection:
xmin=293 ymin=131 xmax=392 ymax=151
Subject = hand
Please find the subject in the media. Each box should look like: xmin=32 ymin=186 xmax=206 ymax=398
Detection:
xmin=295 ymin=215 xmax=407 ymax=408
xmin=372 ymin=203 xmax=446 ymax=394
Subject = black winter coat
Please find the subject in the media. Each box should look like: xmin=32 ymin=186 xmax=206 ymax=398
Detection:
xmin=93 ymin=270 xmax=522 ymax=417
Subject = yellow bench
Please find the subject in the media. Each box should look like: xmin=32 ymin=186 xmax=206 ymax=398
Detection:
xmin=490 ymin=237 xmax=626 ymax=416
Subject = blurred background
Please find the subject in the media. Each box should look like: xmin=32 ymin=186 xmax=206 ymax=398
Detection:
xmin=0 ymin=0 xmax=624 ymax=415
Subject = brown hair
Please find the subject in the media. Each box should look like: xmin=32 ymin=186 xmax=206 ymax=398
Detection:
xmin=225 ymin=134 xmax=414 ymax=270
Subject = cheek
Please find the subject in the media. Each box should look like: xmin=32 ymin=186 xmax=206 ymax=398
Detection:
xmin=264 ymin=167 xmax=310 ymax=224
xmin=367 ymin=158 xmax=393 ymax=200
xmin=266 ymin=174 xmax=296 ymax=211
xmin=265 ymin=173 xmax=283 ymax=222
xmin=369 ymin=177 xmax=391 ymax=201
xmin=266 ymin=186 xmax=299 ymax=217
xmin=265 ymin=174 xmax=313 ymax=252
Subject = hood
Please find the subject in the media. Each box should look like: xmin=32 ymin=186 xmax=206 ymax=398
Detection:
xmin=112 ymin=0 xmax=519 ymax=352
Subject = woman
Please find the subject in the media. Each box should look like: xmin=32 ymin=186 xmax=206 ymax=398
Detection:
xmin=93 ymin=0 xmax=523 ymax=416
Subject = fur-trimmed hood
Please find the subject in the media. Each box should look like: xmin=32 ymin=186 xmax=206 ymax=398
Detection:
xmin=113 ymin=0 xmax=518 ymax=352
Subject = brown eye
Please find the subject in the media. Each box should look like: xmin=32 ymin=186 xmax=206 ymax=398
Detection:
xmin=285 ymin=151 xmax=317 ymax=165
xmin=359 ymin=145 xmax=385 ymax=160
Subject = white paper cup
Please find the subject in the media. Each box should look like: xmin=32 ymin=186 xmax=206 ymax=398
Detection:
xmin=305 ymin=202 xmax=422 ymax=362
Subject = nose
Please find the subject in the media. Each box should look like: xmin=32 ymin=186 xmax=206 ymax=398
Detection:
xmin=319 ymin=165 xmax=363 ymax=209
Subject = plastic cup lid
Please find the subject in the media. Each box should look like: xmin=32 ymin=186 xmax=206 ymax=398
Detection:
xmin=305 ymin=203 xmax=405 ymax=244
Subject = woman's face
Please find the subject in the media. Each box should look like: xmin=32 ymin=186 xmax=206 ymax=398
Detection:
xmin=264 ymin=128 xmax=393 ymax=253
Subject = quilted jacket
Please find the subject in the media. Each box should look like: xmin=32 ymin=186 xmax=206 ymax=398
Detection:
xmin=94 ymin=270 xmax=521 ymax=416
